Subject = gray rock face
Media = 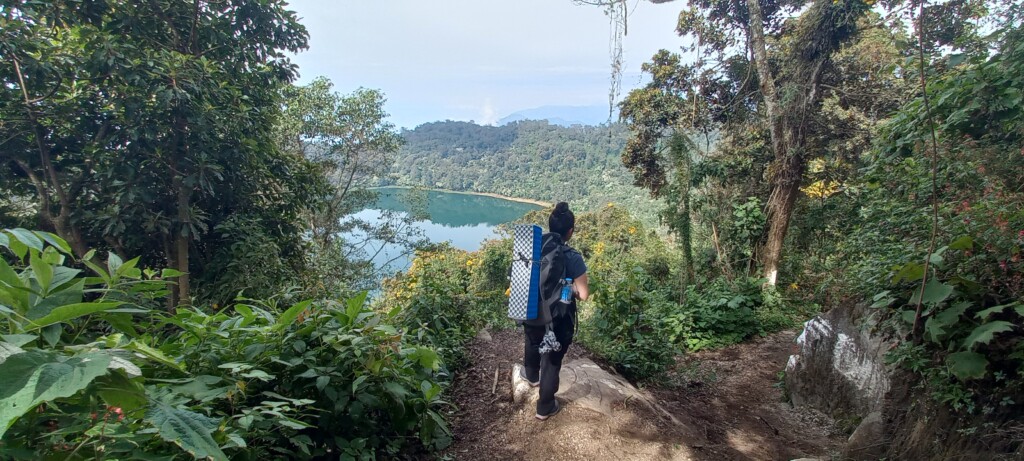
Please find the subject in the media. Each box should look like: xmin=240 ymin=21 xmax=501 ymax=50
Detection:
xmin=512 ymin=359 xmax=663 ymax=417
xmin=843 ymin=411 xmax=885 ymax=460
xmin=785 ymin=303 xmax=891 ymax=418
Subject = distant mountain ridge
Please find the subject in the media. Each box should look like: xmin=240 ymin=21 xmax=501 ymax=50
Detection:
xmin=497 ymin=105 xmax=618 ymax=127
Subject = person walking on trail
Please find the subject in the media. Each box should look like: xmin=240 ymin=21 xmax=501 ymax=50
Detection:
xmin=522 ymin=202 xmax=590 ymax=421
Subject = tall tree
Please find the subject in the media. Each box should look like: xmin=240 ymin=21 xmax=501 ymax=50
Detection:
xmin=590 ymin=0 xmax=872 ymax=285
xmin=1 ymin=0 xmax=311 ymax=306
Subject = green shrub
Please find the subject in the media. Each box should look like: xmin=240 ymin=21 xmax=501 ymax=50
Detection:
xmin=163 ymin=294 xmax=451 ymax=458
xmin=0 ymin=229 xmax=451 ymax=460
xmin=380 ymin=243 xmax=511 ymax=370
xmin=580 ymin=267 xmax=678 ymax=381
xmin=663 ymin=277 xmax=803 ymax=352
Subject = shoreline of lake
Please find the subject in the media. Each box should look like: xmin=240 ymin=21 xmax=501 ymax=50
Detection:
xmin=371 ymin=186 xmax=552 ymax=208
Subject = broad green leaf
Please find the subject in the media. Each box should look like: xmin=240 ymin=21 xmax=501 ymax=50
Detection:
xmin=946 ymin=351 xmax=988 ymax=380
xmin=0 ymin=335 xmax=37 ymax=347
xmin=921 ymin=278 xmax=954 ymax=306
xmin=41 ymin=324 xmax=61 ymax=347
xmin=0 ymin=343 xmax=25 ymax=365
xmin=145 ymin=402 xmax=227 ymax=461
xmin=234 ymin=304 xmax=253 ymax=318
xmin=29 ymin=250 xmax=54 ymax=294
xmin=7 ymin=238 xmax=27 ymax=260
xmin=49 ymin=266 xmax=82 ymax=291
xmin=34 ymin=232 xmax=71 ymax=254
xmin=974 ymin=303 xmax=1018 ymax=321
xmin=40 ymin=246 xmax=63 ymax=265
xmin=5 ymin=229 xmax=43 ymax=252
xmin=126 ymin=341 xmax=185 ymax=371
xmin=963 ymin=321 xmax=1015 ymax=350
xmin=96 ymin=371 xmax=148 ymax=412
xmin=316 ymin=375 xmax=330 ymax=391
xmin=0 ymin=233 xmax=7 ymax=248
xmin=278 ymin=417 xmax=313 ymax=430
xmin=1016 ymin=305 xmax=1024 ymax=317
xmin=0 ymin=350 xmax=112 ymax=437
xmin=240 ymin=370 xmax=274 ymax=381
xmin=925 ymin=317 xmax=946 ymax=344
xmin=948 ymin=235 xmax=973 ymax=250
xmin=82 ymin=250 xmax=110 ymax=282
xmin=901 ymin=309 xmax=917 ymax=325
xmin=0 ymin=258 xmax=28 ymax=312
xmin=26 ymin=279 xmax=86 ymax=321
xmin=117 ymin=256 xmax=141 ymax=277
xmin=107 ymin=253 xmax=124 ymax=276
xmin=892 ymin=263 xmax=924 ymax=284
xmin=161 ymin=268 xmax=184 ymax=278
xmin=26 ymin=301 xmax=124 ymax=330
xmin=104 ymin=313 xmax=141 ymax=337
xmin=173 ymin=376 xmax=230 ymax=403
xmin=273 ymin=300 xmax=312 ymax=331
xmin=414 ymin=347 xmax=439 ymax=370
xmin=352 ymin=375 xmax=368 ymax=394
xmin=933 ymin=303 xmax=970 ymax=327
xmin=108 ymin=355 xmax=143 ymax=378
xmin=347 ymin=291 xmax=369 ymax=319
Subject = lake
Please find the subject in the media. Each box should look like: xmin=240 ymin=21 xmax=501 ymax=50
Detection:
xmin=349 ymin=187 xmax=544 ymax=272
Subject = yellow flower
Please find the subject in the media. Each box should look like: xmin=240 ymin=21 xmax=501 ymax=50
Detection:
xmin=789 ymin=282 xmax=799 ymax=291
xmin=801 ymin=180 xmax=840 ymax=198
xmin=628 ymin=226 xmax=636 ymax=235
xmin=606 ymin=202 xmax=615 ymax=208
xmin=595 ymin=242 xmax=606 ymax=255
xmin=504 ymin=287 xmax=511 ymax=297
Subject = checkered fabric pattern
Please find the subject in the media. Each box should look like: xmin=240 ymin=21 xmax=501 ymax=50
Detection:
xmin=507 ymin=224 xmax=541 ymax=321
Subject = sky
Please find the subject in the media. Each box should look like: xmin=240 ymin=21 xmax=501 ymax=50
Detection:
xmin=285 ymin=0 xmax=690 ymax=129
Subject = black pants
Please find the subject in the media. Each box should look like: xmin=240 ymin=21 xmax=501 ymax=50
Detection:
xmin=523 ymin=315 xmax=575 ymax=415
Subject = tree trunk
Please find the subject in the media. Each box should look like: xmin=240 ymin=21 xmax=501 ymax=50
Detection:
xmin=164 ymin=235 xmax=179 ymax=311
xmin=761 ymin=160 xmax=803 ymax=286
xmin=11 ymin=58 xmax=89 ymax=259
xmin=173 ymin=168 xmax=191 ymax=307
xmin=171 ymin=112 xmax=192 ymax=307
xmin=745 ymin=0 xmax=792 ymax=286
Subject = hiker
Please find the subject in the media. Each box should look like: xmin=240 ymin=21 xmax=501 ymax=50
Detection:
xmin=522 ymin=201 xmax=589 ymax=420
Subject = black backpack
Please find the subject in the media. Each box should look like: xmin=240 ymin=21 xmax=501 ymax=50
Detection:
xmin=523 ymin=232 xmax=572 ymax=327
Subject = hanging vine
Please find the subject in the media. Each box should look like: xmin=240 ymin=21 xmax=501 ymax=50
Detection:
xmin=574 ymin=0 xmax=630 ymax=122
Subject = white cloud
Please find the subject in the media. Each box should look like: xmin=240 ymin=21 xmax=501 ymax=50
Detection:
xmin=479 ymin=98 xmax=498 ymax=126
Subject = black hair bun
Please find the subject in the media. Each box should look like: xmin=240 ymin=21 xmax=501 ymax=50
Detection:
xmin=554 ymin=202 xmax=570 ymax=214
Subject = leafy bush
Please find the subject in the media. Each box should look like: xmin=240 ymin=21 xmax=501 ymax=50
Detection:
xmin=846 ymin=26 xmax=1024 ymax=417
xmin=162 ymin=294 xmax=451 ymax=458
xmin=0 ymin=229 xmax=451 ymax=460
xmin=665 ymin=277 xmax=763 ymax=351
xmin=380 ymin=243 xmax=511 ymax=370
xmin=579 ymin=267 xmax=678 ymax=381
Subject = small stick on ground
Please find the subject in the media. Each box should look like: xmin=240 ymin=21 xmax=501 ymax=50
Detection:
xmin=491 ymin=367 xmax=499 ymax=395
xmin=757 ymin=415 xmax=780 ymax=435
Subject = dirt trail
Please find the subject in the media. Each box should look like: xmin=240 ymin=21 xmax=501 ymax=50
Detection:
xmin=443 ymin=329 xmax=843 ymax=460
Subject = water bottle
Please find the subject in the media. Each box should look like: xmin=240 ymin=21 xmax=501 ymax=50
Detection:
xmin=559 ymin=278 xmax=573 ymax=303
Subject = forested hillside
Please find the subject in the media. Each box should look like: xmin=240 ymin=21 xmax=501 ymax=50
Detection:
xmin=384 ymin=120 xmax=662 ymax=224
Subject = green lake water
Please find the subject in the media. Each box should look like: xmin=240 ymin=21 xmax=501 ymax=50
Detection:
xmin=350 ymin=187 xmax=543 ymax=272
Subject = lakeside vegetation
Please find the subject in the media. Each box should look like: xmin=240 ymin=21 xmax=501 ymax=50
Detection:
xmin=1 ymin=0 xmax=1022 ymax=459
xmin=382 ymin=120 xmax=664 ymax=225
